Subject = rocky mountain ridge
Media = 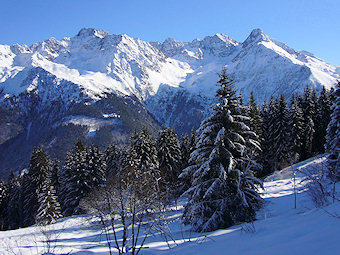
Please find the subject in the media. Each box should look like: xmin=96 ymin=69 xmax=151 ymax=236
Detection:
xmin=0 ymin=28 xmax=339 ymax=173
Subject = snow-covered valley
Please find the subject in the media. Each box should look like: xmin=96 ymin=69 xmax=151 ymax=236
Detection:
xmin=1 ymin=156 xmax=339 ymax=255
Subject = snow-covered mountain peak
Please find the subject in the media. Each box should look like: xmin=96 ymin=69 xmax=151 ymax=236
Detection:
xmin=242 ymin=28 xmax=271 ymax=48
xmin=76 ymin=27 xmax=110 ymax=39
xmin=30 ymin=37 xmax=65 ymax=61
xmin=10 ymin=44 xmax=31 ymax=55
xmin=152 ymin=37 xmax=186 ymax=57
xmin=0 ymin=28 xmax=339 ymax=128
xmin=203 ymin=33 xmax=238 ymax=45
xmin=198 ymin=33 xmax=239 ymax=57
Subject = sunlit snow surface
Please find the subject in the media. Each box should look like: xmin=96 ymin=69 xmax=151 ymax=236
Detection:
xmin=61 ymin=115 xmax=120 ymax=136
xmin=0 ymin=28 xmax=339 ymax=106
xmin=1 ymin=156 xmax=339 ymax=255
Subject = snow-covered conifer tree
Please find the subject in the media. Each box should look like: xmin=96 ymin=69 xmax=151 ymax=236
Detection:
xmin=104 ymin=143 xmax=121 ymax=174
xmin=7 ymin=174 xmax=23 ymax=230
xmin=180 ymin=133 xmax=191 ymax=169
xmin=127 ymin=128 xmax=160 ymax=195
xmin=181 ymin=68 xmax=263 ymax=232
xmin=51 ymin=159 xmax=61 ymax=197
xmin=244 ymin=91 xmax=263 ymax=176
xmin=60 ymin=139 xmax=88 ymax=216
xmin=157 ymin=125 xmax=182 ymax=194
xmin=325 ymin=81 xmax=340 ymax=180
xmin=86 ymin=145 xmax=106 ymax=187
xmin=314 ymin=87 xmax=333 ymax=153
xmin=248 ymin=91 xmax=263 ymax=140
xmin=300 ymin=86 xmax=316 ymax=159
xmin=22 ymin=146 xmax=51 ymax=226
xmin=0 ymin=181 xmax=9 ymax=230
xmin=272 ymin=94 xmax=293 ymax=169
xmin=260 ymin=97 xmax=277 ymax=175
xmin=189 ymin=128 xmax=197 ymax=153
xmin=36 ymin=176 xmax=62 ymax=225
xmin=61 ymin=140 xmax=105 ymax=216
xmin=290 ymin=96 xmax=304 ymax=162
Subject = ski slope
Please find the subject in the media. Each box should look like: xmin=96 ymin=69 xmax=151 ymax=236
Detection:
xmin=0 ymin=156 xmax=339 ymax=254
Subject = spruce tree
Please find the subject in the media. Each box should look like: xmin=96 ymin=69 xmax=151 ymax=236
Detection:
xmin=314 ymin=86 xmax=333 ymax=153
xmin=290 ymin=96 xmax=304 ymax=162
xmin=60 ymin=139 xmax=88 ymax=216
xmin=22 ymin=146 xmax=51 ymax=226
xmin=105 ymin=143 xmax=121 ymax=174
xmin=180 ymin=133 xmax=191 ymax=169
xmin=157 ymin=125 xmax=182 ymax=194
xmin=272 ymin=94 xmax=293 ymax=169
xmin=260 ymin=97 xmax=277 ymax=175
xmin=300 ymin=86 xmax=316 ymax=159
xmin=7 ymin=174 xmax=23 ymax=230
xmin=0 ymin=181 xmax=9 ymax=230
xmin=179 ymin=133 xmax=192 ymax=195
xmin=325 ymin=82 xmax=340 ymax=180
xmin=248 ymin=91 xmax=263 ymax=140
xmin=21 ymin=172 xmax=36 ymax=227
xmin=51 ymin=159 xmax=61 ymax=198
xmin=189 ymin=127 xmax=197 ymax=154
xmin=36 ymin=176 xmax=62 ymax=225
xmin=245 ymin=91 xmax=263 ymax=176
xmin=127 ymin=128 xmax=160 ymax=195
xmin=86 ymin=145 xmax=106 ymax=188
xmin=60 ymin=140 xmax=105 ymax=216
xmin=181 ymin=69 xmax=263 ymax=232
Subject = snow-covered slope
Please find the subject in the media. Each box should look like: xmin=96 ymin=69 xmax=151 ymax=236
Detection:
xmin=0 ymin=28 xmax=338 ymax=105
xmin=148 ymin=29 xmax=339 ymax=131
xmin=0 ymin=28 xmax=192 ymax=103
xmin=0 ymin=28 xmax=339 ymax=170
xmin=1 ymin=156 xmax=339 ymax=255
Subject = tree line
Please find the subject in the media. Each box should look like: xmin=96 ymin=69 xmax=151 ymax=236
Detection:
xmin=0 ymin=71 xmax=338 ymax=236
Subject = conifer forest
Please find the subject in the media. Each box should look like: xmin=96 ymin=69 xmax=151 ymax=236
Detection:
xmin=0 ymin=70 xmax=339 ymax=254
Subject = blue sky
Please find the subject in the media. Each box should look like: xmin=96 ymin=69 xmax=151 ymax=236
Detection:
xmin=0 ymin=0 xmax=339 ymax=66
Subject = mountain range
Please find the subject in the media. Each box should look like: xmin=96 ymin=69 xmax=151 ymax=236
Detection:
xmin=0 ymin=28 xmax=339 ymax=174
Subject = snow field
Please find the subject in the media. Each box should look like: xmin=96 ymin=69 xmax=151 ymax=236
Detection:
xmin=0 ymin=156 xmax=339 ymax=254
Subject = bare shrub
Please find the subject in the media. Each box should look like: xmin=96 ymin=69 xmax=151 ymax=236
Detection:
xmin=81 ymin=172 xmax=166 ymax=255
xmin=299 ymin=158 xmax=332 ymax=207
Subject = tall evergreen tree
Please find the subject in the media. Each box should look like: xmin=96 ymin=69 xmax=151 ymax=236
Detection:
xmin=260 ymin=97 xmax=277 ymax=175
xmin=272 ymin=94 xmax=293 ymax=169
xmin=86 ymin=145 xmax=106 ymax=188
xmin=248 ymin=91 xmax=263 ymax=140
xmin=189 ymin=127 xmax=197 ymax=154
xmin=22 ymin=146 xmax=51 ymax=226
xmin=0 ymin=181 xmax=9 ymax=230
xmin=36 ymin=175 xmax=62 ymax=225
xmin=157 ymin=126 xmax=182 ymax=194
xmin=21 ymin=172 xmax=35 ymax=227
xmin=51 ymin=159 xmax=61 ymax=198
xmin=290 ymin=96 xmax=304 ymax=162
xmin=60 ymin=139 xmax=88 ymax=216
xmin=61 ymin=140 xmax=105 ymax=216
xmin=245 ymin=91 xmax=263 ymax=176
xmin=179 ymin=132 xmax=192 ymax=195
xmin=314 ymin=86 xmax=333 ymax=153
xmin=180 ymin=133 xmax=191 ymax=169
xmin=181 ymin=69 xmax=263 ymax=232
xmin=127 ymin=128 xmax=160 ymax=195
xmin=325 ymin=81 xmax=340 ymax=180
xmin=7 ymin=174 xmax=23 ymax=230
xmin=300 ymin=86 xmax=316 ymax=159
xmin=104 ymin=143 xmax=121 ymax=174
